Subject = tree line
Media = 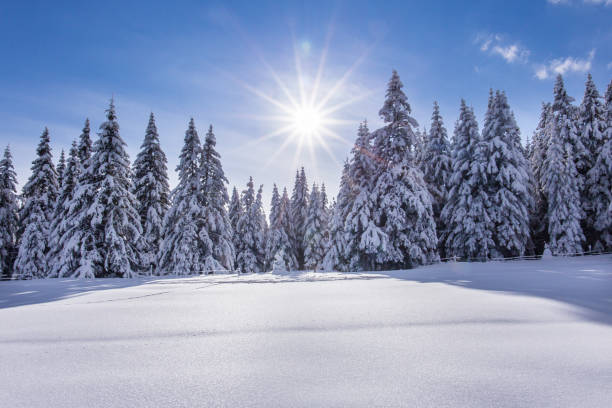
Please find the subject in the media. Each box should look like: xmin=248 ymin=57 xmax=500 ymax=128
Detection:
xmin=0 ymin=71 xmax=610 ymax=278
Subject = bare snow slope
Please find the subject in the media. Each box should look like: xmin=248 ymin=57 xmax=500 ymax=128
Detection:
xmin=1 ymin=256 xmax=611 ymax=407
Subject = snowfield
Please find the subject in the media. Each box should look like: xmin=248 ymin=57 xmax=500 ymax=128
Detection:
xmin=1 ymin=256 xmax=612 ymax=408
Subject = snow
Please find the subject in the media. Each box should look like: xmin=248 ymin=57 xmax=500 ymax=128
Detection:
xmin=1 ymin=255 xmax=611 ymax=407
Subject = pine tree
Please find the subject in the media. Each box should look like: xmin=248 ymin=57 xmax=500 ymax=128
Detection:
xmin=544 ymin=76 xmax=585 ymax=255
xmin=78 ymin=118 xmax=92 ymax=169
xmin=266 ymin=184 xmax=297 ymax=271
xmin=345 ymin=121 xmax=387 ymax=271
xmin=0 ymin=146 xmax=19 ymax=277
xmin=480 ymin=91 xmax=531 ymax=257
xmin=159 ymin=119 xmax=213 ymax=275
xmin=322 ymin=160 xmax=352 ymax=271
xmin=290 ymin=168 xmax=309 ymax=269
xmin=272 ymin=249 xmax=289 ymax=273
xmin=528 ymin=103 xmax=553 ymax=255
xmin=421 ymin=101 xmax=452 ymax=255
xmin=132 ymin=113 xmax=170 ymax=270
xmin=199 ymin=125 xmax=235 ymax=271
xmin=229 ymin=186 xmax=242 ymax=265
xmin=50 ymin=119 xmax=97 ymax=278
xmin=442 ymin=100 xmax=494 ymax=260
xmin=372 ymin=70 xmax=438 ymax=268
xmin=47 ymin=141 xmax=80 ymax=277
xmin=585 ymin=79 xmax=612 ymax=250
xmin=77 ymin=100 xmax=145 ymax=277
xmin=56 ymin=149 xmax=66 ymax=190
xmin=319 ymin=182 xmax=330 ymax=258
xmin=304 ymin=183 xmax=326 ymax=270
xmin=578 ymin=74 xmax=607 ymax=249
xmin=13 ymin=128 xmax=59 ymax=279
xmin=235 ymin=178 xmax=266 ymax=272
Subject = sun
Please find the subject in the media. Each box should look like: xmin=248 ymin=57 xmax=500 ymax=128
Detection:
xmin=226 ymin=31 xmax=375 ymax=169
xmin=291 ymin=104 xmax=324 ymax=139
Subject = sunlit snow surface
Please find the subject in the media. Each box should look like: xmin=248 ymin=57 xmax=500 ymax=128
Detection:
xmin=1 ymin=256 xmax=611 ymax=407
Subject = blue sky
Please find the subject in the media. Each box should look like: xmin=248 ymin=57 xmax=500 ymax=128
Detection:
xmin=1 ymin=0 xmax=610 ymax=204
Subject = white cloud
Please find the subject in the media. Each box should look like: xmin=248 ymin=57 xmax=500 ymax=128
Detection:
xmin=607 ymin=61 xmax=612 ymax=70
xmin=548 ymin=0 xmax=612 ymax=5
xmin=492 ymin=44 xmax=530 ymax=63
xmin=475 ymin=33 xmax=529 ymax=64
xmin=583 ymin=0 xmax=612 ymax=5
xmin=534 ymin=49 xmax=595 ymax=80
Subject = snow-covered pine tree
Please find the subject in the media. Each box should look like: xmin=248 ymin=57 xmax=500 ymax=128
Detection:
xmin=319 ymin=182 xmax=330 ymax=256
xmin=413 ymin=127 xmax=425 ymax=168
xmin=199 ymin=124 xmax=235 ymax=271
xmin=479 ymin=91 xmax=531 ymax=257
xmin=290 ymin=167 xmax=309 ymax=269
xmin=75 ymin=100 xmax=145 ymax=277
xmin=528 ymin=103 xmax=553 ymax=255
xmin=235 ymin=178 xmax=266 ymax=272
xmin=304 ymin=183 xmax=326 ymax=270
xmin=51 ymin=159 xmax=93 ymax=276
xmin=132 ymin=113 xmax=170 ymax=271
xmin=229 ymin=186 xmax=242 ymax=264
xmin=78 ymin=118 xmax=92 ymax=169
xmin=585 ymin=79 xmax=612 ymax=250
xmin=322 ymin=160 xmax=352 ymax=271
xmin=56 ymin=149 xmax=66 ymax=190
xmin=49 ymin=119 xmax=98 ymax=278
xmin=442 ymin=100 xmax=494 ymax=260
xmin=372 ymin=70 xmax=438 ymax=269
xmin=421 ymin=101 xmax=452 ymax=256
xmin=13 ymin=128 xmax=59 ymax=279
xmin=272 ymin=249 xmax=289 ymax=273
xmin=159 ymin=119 xmax=210 ymax=275
xmin=543 ymin=76 xmax=585 ymax=255
xmin=266 ymin=184 xmax=297 ymax=271
xmin=0 ymin=146 xmax=19 ymax=278
xmin=266 ymin=183 xmax=281 ymax=265
xmin=345 ymin=121 xmax=387 ymax=271
xmin=47 ymin=141 xmax=80 ymax=277
xmin=578 ymin=74 xmax=607 ymax=249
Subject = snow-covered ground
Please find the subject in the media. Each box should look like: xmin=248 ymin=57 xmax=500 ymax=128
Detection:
xmin=1 ymin=256 xmax=611 ymax=407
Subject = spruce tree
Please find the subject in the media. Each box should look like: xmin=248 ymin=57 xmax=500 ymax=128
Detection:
xmin=0 ymin=146 xmax=19 ymax=277
xmin=158 ymin=119 xmax=215 ymax=275
xmin=266 ymin=184 xmax=297 ymax=271
xmin=50 ymin=119 xmax=97 ymax=278
xmin=47 ymin=141 xmax=80 ymax=277
xmin=290 ymin=168 xmax=309 ymax=269
xmin=78 ymin=100 xmax=145 ymax=277
xmin=14 ymin=128 xmax=59 ymax=279
xmin=372 ymin=70 xmax=438 ymax=268
xmin=229 ymin=186 xmax=242 ymax=265
xmin=56 ymin=149 xmax=66 ymax=190
xmin=235 ymin=178 xmax=266 ymax=272
xmin=585 ymin=79 xmax=612 ymax=250
xmin=345 ymin=121 xmax=387 ymax=271
xmin=421 ymin=101 xmax=452 ymax=255
xmin=480 ymin=91 xmax=531 ymax=257
xmin=442 ymin=101 xmax=493 ymax=260
xmin=132 ymin=113 xmax=170 ymax=270
xmin=319 ymin=183 xmax=330 ymax=258
xmin=78 ymin=118 xmax=92 ymax=169
xmin=578 ymin=74 xmax=607 ymax=249
xmin=544 ymin=76 xmax=585 ymax=255
xmin=304 ymin=183 xmax=326 ymax=270
xmin=528 ymin=103 xmax=553 ymax=255
xmin=322 ymin=160 xmax=352 ymax=271
xmin=199 ymin=125 xmax=235 ymax=271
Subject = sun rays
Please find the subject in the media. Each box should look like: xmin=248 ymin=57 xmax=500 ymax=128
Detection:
xmin=221 ymin=25 xmax=375 ymax=172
